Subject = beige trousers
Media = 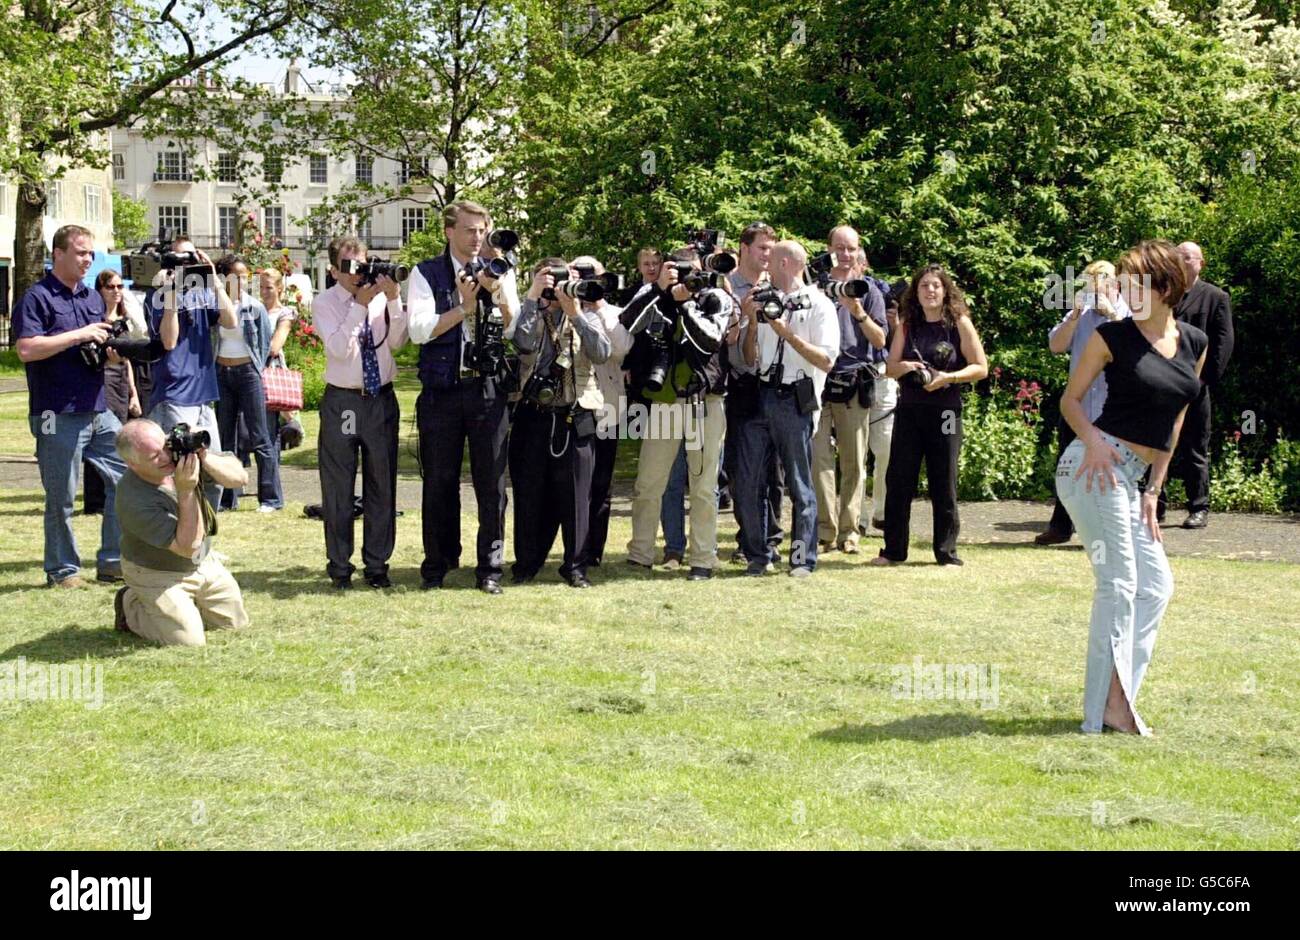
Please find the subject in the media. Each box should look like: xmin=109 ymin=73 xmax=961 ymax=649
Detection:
xmin=812 ymin=395 xmax=872 ymax=545
xmin=626 ymin=396 xmax=726 ymax=569
xmin=121 ymin=555 xmax=249 ymax=647
xmin=864 ymin=375 xmax=898 ymax=525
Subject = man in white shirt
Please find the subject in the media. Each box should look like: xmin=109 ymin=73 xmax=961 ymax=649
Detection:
xmin=313 ymin=236 xmax=407 ymax=589
xmin=406 ymin=200 xmax=521 ymax=593
xmin=735 ymin=240 xmax=839 ymax=578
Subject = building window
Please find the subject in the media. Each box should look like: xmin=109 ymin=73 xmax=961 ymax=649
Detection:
xmin=399 ymin=158 xmax=430 ymax=185
xmin=83 ymin=184 xmax=102 ymax=224
xmin=264 ymin=206 xmax=285 ymax=238
xmin=401 ymin=207 xmax=427 ymax=244
xmin=44 ymin=181 xmax=62 ymax=218
xmin=154 ymin=144 xmax=191 ymax=181
xmin=112 ymin=153 xmax=125 ymax=182
xmin=355 ymin=211 xmax=373 ymax=242
xmin=355 ymin=154 xmax=373 ymax=184
xmin=0 ymin=179 xmax=8 ymax=215
xmin=310 ymin=155 xmax=328 ymax=185
xmin=157 ymin=204 xmax=189 ymax=240
xmin=217 ymin=152 xmax=237 ymax=183
xmin=218 ymin=206 xmax=239 ymax=248
xmin=264 ymin=155 xmax=283 ymax=184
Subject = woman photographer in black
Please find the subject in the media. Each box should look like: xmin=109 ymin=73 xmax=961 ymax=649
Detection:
xmin=871 ymin=264 xmax=987 ymax=566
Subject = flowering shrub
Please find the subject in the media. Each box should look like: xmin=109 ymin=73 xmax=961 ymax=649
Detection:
xmin=1208 ymin=431 xmax=1286 ymax=514
xmin=955 ymin=370 xmax=1044 ymax=501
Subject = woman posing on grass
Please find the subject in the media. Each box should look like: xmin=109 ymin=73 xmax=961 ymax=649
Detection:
xmin=870 ymin=264 xmax=987 ymax=567
xmin=1056 ymin=240 xmax=1207 ymax=735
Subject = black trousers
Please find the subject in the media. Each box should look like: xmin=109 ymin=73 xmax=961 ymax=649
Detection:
xmin=1159 ymin=383 xmax=1212 ymax=515
xmin=724 ymin=394 xmax=784 ymax=559
xmin=1047 ymin=415 xmax=1077 ymax=534
xmin=585 ymin=433 xmax=619 ymax=565
xmin=318 ymin=383 xmax=399 ymax=580
xmin=417 ymin=379 xmax=509 ymax=582
xmin=882 ymin=403 xmax=962 ymax=563
xmin=509 ymin=403 xmax=596 ymax=580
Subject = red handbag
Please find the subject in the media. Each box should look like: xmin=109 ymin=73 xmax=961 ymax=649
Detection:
xmin=263 ymin=363 xmax=304 ymax=412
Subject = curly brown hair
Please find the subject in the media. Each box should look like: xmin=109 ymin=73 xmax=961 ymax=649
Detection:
xmin=899 ymin=263 xmax=970 ymax=335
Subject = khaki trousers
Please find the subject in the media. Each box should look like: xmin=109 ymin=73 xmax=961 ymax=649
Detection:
xmin=626 ymin=396 xmax=726 ymax=569
xmin=812 ymin=395 xmax=872 ymax=545
xmin=121 ymin=555 xmax=249 ymax=647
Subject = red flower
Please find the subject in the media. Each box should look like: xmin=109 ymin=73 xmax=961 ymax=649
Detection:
xmin=1234 ymin=430 xmax=1242 ymax=442
xmin=993 ymin=366 xmax=1002 ymax=377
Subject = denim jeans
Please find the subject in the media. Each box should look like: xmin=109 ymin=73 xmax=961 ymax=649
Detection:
xmin=149 ymin=400 xmax=222 ymax=510
xmin=29 ymin=410 xmax=126 ymax=582
xmin=216 ymin=362 xmax=283 ymax=508
xmin=659 ymin=441 xmax=688 ymax=556
xmin=1056 ymin=432 xmax=1172 ymax=735
xmin=735 ymin=387 xmax=817 ymax=573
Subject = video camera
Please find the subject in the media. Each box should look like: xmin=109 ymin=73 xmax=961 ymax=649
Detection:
xmin=120 ymin=233 xmax=207 ymax=288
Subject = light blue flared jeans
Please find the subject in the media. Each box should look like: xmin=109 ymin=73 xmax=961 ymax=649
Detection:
xmin=1056 ymin=432 xmax=1173 ymax=735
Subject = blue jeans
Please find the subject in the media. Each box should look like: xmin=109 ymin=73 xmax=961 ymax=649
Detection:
xmin=29 ymin=411 xmax=126 ymax=582
xmin=659 ymin=442 xmax=688 ymax=556
xmin=216 ymin=362 xmax=283 ymax=508
xmin=1056 ymin=432 xmax=1172 ymax=735
xmin=735 ymin=387 xmax=817 ymax=573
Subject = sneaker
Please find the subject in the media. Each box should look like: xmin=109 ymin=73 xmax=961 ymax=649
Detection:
xmin=789 ymin=567 xmax=813 ymax=579
xmin=113 ymin=586 xmax=130 ymax=633
xmin=839 ymin=539 xmax=860 ymax=555
xmin=52 ymin=575 xmax=89 ymax=589
xmin=687 ymin=566 xmax=713 ymax=581
xmin=661 ymin=551 xmax=684 ymax=570
xmin=1034 ymin=528 xmax=1071 ymax=545
xmin=764 ymin=561 xmax=776 ymax=573
xmin=257 ymin=504 xmax=281 ymax=514
xmin=95 ymin=566 xmax=124 ymax=584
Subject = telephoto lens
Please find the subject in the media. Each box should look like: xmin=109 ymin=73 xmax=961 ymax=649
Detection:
xmin=559 ymin=279 xmax=605 ymax=302
xmin=825 ymin=279 xmax=871 ymax=300
xmin=751 ymin=287 xmax=784 ymax=322
xmin=487 ymin=229 xmax=519 ymax=252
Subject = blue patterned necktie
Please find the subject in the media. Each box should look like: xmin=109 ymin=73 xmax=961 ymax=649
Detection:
xmin=360 ymin=312 xmax=382 ymax=396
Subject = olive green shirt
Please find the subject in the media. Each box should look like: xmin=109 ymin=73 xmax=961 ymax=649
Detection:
xmin=116 ymin=468 xmax=215 ymax=571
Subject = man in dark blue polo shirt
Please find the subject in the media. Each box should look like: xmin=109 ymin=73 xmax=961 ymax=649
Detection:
xmin=13 ymin=224 xmax=129 ymax=587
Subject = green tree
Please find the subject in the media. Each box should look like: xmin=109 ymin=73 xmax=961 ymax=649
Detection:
xmin=111 ymin=189 xmax=150 ymax=248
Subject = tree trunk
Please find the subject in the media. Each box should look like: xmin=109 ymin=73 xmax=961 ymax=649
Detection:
xmin=15 ymin=180 xmax=49 ymax=300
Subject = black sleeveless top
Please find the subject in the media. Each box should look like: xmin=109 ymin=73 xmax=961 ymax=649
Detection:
xmin=1094 ymin=318 xmax=1208 ymax=451
xmin=899 ymin=318 xmax=968 ymax=408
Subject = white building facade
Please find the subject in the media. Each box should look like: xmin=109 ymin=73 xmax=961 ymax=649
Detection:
xmin=110 ymin=69 xmax=443 ymax=291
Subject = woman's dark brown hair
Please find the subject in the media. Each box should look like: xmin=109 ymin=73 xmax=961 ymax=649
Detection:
xmin=95 ymin=269 xmax=125 ymax=318
xmin=1116 ymin=239 xmax=1187 ymax=308
xmin=899 ymin=263 xmax=970 ymax=335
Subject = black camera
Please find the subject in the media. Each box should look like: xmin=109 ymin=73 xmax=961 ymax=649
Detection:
xmin=339 ymin=257 xmax=410 ymax=286
xmin=522 ymin=348 xmax=572 ymax=407
xmin=465 ymin=255 xmax=514 ymax=283
xmin=166 ymin=422 xmax=210 ymax=459
xmin=902 ymin=340 xmax=956 ymax=390
xmin=541 ymin=262 xmax=621 ymax=302
xmin=78 ymin=319 xmax=163 ymax=371
xmin=487 ymin=229 xmax=519 ymax=252
xmin=642 ymin=310 xmax=675 ymax=393
xmin=667 ymin=262 xmax=729 ymax=294
xmin=751 ymin=287 xmax=784 ymax=322
xmin=682 ymin=228 xmax=737 ymax=280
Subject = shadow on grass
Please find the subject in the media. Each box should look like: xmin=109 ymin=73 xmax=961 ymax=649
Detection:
xmin=233 ymin=565 xmax=344 ymax=599
xmin=2 ymin=623 xmax=148 ymax=662
xmin=814 ymin=714 xmax=1080 ymax=743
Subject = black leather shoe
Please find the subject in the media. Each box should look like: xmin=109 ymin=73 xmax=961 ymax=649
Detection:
xmin=565 ymin=573 xmax=592 ymax=589
xmin=366 ymin=573 xmax=393 ymax=589
xmin=625 ymin=559 xmax=652 ymax=571
xmin=687 ymin=566 xmax=713 ymax=581
xmin=1033 ymin=528 xmax=1071 ymax=545
xmin=96 ymin=566 xmax=124 ymax=584
xmin=477 ymin=578 xmax=503 ymax=595
xmin=331 ymin=576 xmax=352 ymax=590
xmin=510 ymin=570 xmax=536 ymax=585
xmin=1183 ymin=510 xmax=1209 ymax=529
xmin=420 ymin=577 xmax=443 ymax=590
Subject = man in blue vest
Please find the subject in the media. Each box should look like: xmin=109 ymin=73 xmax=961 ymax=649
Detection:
xmin=407 ymin=200 xmax=521 ymax=593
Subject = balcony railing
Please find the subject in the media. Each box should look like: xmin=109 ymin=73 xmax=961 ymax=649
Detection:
xmin=152 ymin=169 xmax=193 ymax=183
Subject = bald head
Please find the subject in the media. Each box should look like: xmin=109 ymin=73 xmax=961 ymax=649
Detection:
xmin=770 ymin=240 xmax=808 ymax=291
xmin=1177 ymin=241 xmax=1204 ymax=285
xmin=116 ymin=419 xmax=175 ymax=483
xmin=570 ymin=255 xmax=605 ymax=276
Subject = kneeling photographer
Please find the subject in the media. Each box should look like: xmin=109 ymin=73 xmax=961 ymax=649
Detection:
xmin=735 ymin=241 xmax=840 ymax=578
xmin=112 ymin=418 xmax=251 ymax=646
xmin=621 ymin=240 xmax=734 ymax=581
xmin=508 ymin=258 xmax=613 ymax=588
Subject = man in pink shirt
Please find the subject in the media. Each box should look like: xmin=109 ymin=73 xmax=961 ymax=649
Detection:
xmin=313 ymin=236 xmax=408 ymax=589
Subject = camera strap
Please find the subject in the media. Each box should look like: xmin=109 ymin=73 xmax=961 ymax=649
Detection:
xmin=763 ymin=335 xmax=787 ymax=384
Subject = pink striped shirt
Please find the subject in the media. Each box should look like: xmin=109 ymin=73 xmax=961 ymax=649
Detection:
xmin=312 ymin=284 xmax=408 ymax=389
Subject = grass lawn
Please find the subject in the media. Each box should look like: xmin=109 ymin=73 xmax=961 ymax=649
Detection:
xmin=1 ymin=480 xmax=1297 ymax=849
